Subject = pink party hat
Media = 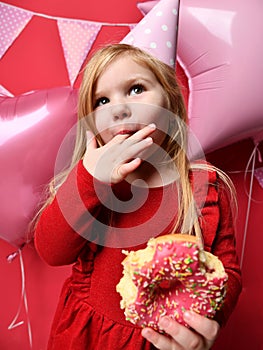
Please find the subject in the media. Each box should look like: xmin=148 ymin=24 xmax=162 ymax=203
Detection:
xmin=121 ymin=0 xmax=180 ymax=67
xmin=137 ymin=1 xmax=158 ymax=16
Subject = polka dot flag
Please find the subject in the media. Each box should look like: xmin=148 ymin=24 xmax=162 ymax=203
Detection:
xmin=57 ymin=20 xmax=101 ymax=86
xmin=0 ymin=3 xmax=33 ymax=59
xmin=122 ymin=0 xmax=179 ymax=67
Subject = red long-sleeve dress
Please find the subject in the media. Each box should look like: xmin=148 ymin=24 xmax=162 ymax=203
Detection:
xmin=34 ymin=160 xmax=242 ymax=350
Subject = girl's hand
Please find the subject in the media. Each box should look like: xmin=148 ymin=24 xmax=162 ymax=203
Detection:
xmin=83 ymin=123 xmax=156 ymax=184
xmin=141 ymin=312 xmax=220 ymax=350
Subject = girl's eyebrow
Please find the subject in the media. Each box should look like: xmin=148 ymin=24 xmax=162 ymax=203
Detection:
xmin=126 ymin=74 xmax=153 ymax=85
xmin=93 ymin=89 xmax=106 ymax=100
xmin=94 ymin=74 xmax=154 ymax=99
xmin=95 ymin=74 xmax=152 ymax=96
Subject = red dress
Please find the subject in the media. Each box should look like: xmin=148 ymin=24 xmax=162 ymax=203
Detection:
xmin=34 ymin=161 xmax=242 ymax=350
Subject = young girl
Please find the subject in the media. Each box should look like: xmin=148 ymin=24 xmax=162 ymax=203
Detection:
xmin=34 ymin=43 xmax=242 ymax=350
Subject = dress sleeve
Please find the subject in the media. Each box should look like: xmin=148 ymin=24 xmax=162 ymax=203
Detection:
xmin=34 ymin=160 xmax=112 ymax=266
xmin=192 ymin=165 xmax=242 ymax=326
xmin=211 ymin=181 xmax=242 ymax=326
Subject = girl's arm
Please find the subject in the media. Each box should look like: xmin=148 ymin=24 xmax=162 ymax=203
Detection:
xmin=193 ymin=169 xmax=242 ymax=326
xmin=210 ymin=181 xmax=242 ymax=325
xmin=34 ymin=160 xmax=111 ymax=266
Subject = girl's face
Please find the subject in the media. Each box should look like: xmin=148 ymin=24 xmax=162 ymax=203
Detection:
xmin=92 ymin=54 xmax=169 ymax=146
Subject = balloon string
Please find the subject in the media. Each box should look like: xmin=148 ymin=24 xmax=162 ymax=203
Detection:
xmin=240 ymin=143 xmax=257 ymax=269
xmin=1 ymin=2 xmax=138 ymax=26
xmin=7 ymin=249 xmax=33 ymax=349
xmin=255 ymin=143 xmax=262 ymax=163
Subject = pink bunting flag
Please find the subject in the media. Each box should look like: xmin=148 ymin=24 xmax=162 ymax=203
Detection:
xmin=57 ymin=20 xmax=101 ymax=86
xmin=254 ymin=167 xmax=263 ymax=189
xmin=0 ymin=3 xmax=33 ymax=59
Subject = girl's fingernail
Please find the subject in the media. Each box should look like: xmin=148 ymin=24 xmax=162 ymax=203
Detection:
xmin=145 ymin=137 xmax=153 ymax=143
xmin=159 ymin=316 xmax=170 ymax=328
xmin=183 ymin=311 xmax=192 ymax=321
xmin=148 ymin=123 xmax=156 ymax=129
xmin=141 ymin=328 xmax=155 ymax=342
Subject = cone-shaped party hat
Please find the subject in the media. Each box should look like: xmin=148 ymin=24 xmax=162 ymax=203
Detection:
xmin=121 ymin=0 xmax=180 ymax=67
xmin=137 ymin=1 xmax=158 ymax=16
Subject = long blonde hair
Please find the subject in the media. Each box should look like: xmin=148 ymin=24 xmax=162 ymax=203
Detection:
xmin=35 ymin=43 xmax=237 ymax=239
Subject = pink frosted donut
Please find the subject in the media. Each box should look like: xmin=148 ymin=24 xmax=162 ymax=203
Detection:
xmin=116 ymin=234 xmax=228 ymax=332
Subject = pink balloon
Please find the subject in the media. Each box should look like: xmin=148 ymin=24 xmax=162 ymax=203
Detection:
xmin=138 ymin=0 xmax=263 ymax=152
xmin=0 ymin=87 xmax=78 ymax=248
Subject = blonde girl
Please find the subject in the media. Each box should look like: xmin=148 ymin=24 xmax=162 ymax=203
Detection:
xmin=35 ymin=44 xmax=241 ymax=350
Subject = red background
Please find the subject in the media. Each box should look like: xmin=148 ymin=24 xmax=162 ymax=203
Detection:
xmin=0 ymin=1 xmax=262 ymax=349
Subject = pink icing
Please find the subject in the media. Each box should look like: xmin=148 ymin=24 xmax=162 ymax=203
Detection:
xmin=125 ymin=240 xmax=227 ymax=331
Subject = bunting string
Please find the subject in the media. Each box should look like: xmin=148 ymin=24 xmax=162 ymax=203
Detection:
xmin=0 ymin=2 xmax=139 ymax=85
xmin=0 ymin=2 xmax=138 ymax=26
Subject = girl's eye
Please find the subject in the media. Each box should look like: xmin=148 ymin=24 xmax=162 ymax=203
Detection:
xmin=129 ymin=84 xmax=145 ymax=96
xmin=94 ymin=97 xmax=109 ymax=108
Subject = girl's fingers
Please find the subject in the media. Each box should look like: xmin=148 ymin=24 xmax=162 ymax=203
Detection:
xmin=122 ymin=123 xmax=157 ymax=148
xmin=129 ymin=123 xmax=157 ymax=141
xmin=107 ymin=123 xmax=157 ymax=147
xmin=84 ymin=124 xmax=157 ymax=183
xmin=108 ymin=132 xmax=154 ymax=164
xmin=124 ymin=136 xmax=154 ymax=160
xmin=106 ymin=133 xmax=130 ymax=146
xmin=86 ymin=130 xmax=97 ymax=150
xmin=158 ymin=316 xmax=202 ymax=350
xmin=142 ymin=315 xmax=216 ymax=350
xmin=141 ymin=327 xmax=175 ymax=350
xmin=183 ymin=312 xmax=220 ymax=342
xmin=116 ymin=158 xmax=142 ymax=179
xmin=143 ymin=314 xmax=219 ymax=350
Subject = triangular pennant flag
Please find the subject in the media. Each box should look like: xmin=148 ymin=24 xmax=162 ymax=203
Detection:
xmin=0 ymin=3 xmax=33 ymax=59
xmin=58 ymin=20 xmax=101 ymax=85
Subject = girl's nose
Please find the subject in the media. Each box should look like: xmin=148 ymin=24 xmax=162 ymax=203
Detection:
xmin=111 ymin=103 xmax=131 ymax=121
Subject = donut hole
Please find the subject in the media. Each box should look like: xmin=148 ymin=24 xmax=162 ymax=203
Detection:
xmin=207 ymin=267 xmax=215 ymax=274
xmin=158 ymin=279 xmax=183 ymax=290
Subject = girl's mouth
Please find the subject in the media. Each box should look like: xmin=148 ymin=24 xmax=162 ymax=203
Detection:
xmin=116 ymin=129 xmax=137 ymax=136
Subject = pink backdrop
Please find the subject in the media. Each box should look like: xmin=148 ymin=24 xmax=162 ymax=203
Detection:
xmin=0 ymin=1 xmax=262 ymax=349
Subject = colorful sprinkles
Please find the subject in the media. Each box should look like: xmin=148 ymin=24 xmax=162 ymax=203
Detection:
xmin=119 ymin=236 xmax=228 ymax=332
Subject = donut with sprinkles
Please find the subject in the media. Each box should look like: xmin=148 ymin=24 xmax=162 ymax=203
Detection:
xmin=116 ymin=234 xmax=228 ymax=332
